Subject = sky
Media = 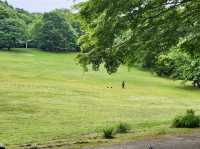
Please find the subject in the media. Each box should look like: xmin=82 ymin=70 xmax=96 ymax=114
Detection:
xmin=4 ymin=0 xmax=82 ymax=13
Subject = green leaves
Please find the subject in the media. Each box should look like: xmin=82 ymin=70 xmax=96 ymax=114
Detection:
xmin=77 ymin=0 xmax=200 ymax=74
xmin=35 ymin=11 xmax=78 ymax=52
xmin=0 ymin=1 xmax=27 ymax=49
xmin=0 ymin=17 xmax=25 ymax=49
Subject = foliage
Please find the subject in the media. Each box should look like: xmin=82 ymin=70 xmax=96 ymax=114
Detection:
xmin=181 ymin=59 xmax=200 ymax=88
xmin=28 ymin=15 xmax=43 ymax=48
xmin=0 ymin=18 xmax=25 ymax=49
xmin=154 ymin=49 xmax=190 ymax=79
xmin=16 ymin=8 xmax=33 ymax=24
xmin=155 ymin=54 xmax=176 ymax=77
xmin=103 ymin=127 xmax=114 ymax=139
xmin=172 ymin=109 xmax=200 ymax=128
xmin=29 ymin=144 xmax=39 ymax=149
xmin=102 ymin=122 xmax=130 ymax=139
xmin=116 ymin=122 xmax=130 ymax=133
xmin=154 ymin=49 xmax=200 ymax=88
xmin=35 ymin=11 xmax=78 ymax=52
xmin=55 ymin=9 xmax=82 ymax=38
xmin=0 ymin=1 xmax=25 ymax=49
xmin=77 ymin=0 xmax=200 ymax=74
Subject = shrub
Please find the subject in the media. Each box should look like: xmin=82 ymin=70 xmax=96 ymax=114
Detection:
xmin=181 ymin=59 xmax=200 ymax=88
xmin=103 ymin=127 xmax=114 ymax=139
xmin=172 ymin=109 xmax=200 ymax=128
xmin=154 ymin=48 xmax=190 ymax=79
xmin=30 ymin=145 xmax=39 ymax=149
xmin=116 ymin=122 xmax=130 ymax=133
xmin=155 ymin=54 xmax=176 ymax=77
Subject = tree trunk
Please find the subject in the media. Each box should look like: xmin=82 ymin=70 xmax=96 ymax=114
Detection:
xmin=197 ymin=81 xmax=200 ymax=88
xmin=26 ymin=41 xmax=28 ymax=49
xmin=193 ymin=80 xmax=200 ymax=88
xmin=193 ymin=81 xmax=197 ymax=87
xmin=7 ymin=45 xmax=11 ymax=50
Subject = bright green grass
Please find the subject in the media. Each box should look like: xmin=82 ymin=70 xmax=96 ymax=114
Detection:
xmin=0 ymin=48 xmax=200 ymax=148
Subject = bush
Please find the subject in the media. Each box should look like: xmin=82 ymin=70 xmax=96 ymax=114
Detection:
xmin=182 ymin=59 xmax=200 ymax=88
xmin=116 ymin=122 xmax=130 ymax=133
xmin=103 ymin=127 xmax=114 ymax=139
xmin=172 ymin=109 xmax=200 ymax=128
xmin=155 ymin=54 xmax=176 ymax=77
xmin=29 ymin=144 xmax=39 ymax=149
xmin=154 ymin=49 xmax=190 ymax=79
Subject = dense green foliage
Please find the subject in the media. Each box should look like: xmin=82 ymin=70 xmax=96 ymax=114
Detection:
xmin=172 ymin=110 xmax=200 ymax=128
xmin=77 ymin=0 xmax=200 ymax=79
xmin=0 ymin=1 xmax=25 ymax=49
xmin=154 ymin=50 xmax=200 ymax=88
xmin=103 ymin=127 xmax=115 ymax=139
xmin=154 ymin=49 xmax=190 ymax=78
xmin=185 ymin=60 xmax=200 ymax=88
xmin=116 ymin=122 xmax=130 ymax=133
xmin=35 ymin=11 xmax=77 ymax=52
xmin=0 ymin=1 xmax=80 ymax=51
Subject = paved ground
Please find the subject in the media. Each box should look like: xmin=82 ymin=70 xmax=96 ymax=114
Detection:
xmin=85 ymin=133 xmax=200 ymax=149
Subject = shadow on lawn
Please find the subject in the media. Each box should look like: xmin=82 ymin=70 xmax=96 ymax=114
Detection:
xmin=174 ymin=84 xmax=200 ymax=92
xmin=0 ymin=48 xmax=31 ymax=54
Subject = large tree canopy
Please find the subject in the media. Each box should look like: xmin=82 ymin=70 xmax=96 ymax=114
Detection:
xmin=35 ymin=11 xmax=77 ymax=52
xmin=35 ymin=10 xmax=79 ymax=52
xmin=77 ymin=0 xmax=200 ymax=74
xmin=0 ymin=1 xmax=25 ymax=49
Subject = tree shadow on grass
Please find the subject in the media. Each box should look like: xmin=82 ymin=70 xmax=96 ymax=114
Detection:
xmin=174 ymin=84 xmax=200 ymax=92
xmin=0 ymin=48 xmax=31 ymax=54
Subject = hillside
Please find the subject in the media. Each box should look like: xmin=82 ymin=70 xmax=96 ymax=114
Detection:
xmin=1 ymin=48 xmax=200 ymax=148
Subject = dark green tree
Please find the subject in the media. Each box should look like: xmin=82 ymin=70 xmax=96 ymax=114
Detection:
xmin=0 ymin=3 xmax=25 ymax=49
xmin=36 ymin=11 xmax=77 ymax=52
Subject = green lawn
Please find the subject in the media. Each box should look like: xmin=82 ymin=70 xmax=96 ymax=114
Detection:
xmin=0 ymin=48 xmax=200 ymax=148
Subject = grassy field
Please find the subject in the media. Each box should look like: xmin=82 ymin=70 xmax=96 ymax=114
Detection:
xmin=1 ymin=48 xmax=200 ymax=148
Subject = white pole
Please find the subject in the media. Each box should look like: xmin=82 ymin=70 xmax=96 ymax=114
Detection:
xmin=26 ymin=41 xmax=28 ymax=49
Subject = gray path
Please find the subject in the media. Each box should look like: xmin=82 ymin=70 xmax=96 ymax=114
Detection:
xmin=84 ymin=133 xmax=200 ymax=149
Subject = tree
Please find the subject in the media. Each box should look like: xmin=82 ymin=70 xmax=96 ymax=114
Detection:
xmin=154 ymin=49 xmax=190 ymax=79
xmin=0 ymin=19 xmax=24 ymax=49
xmin=183 ymin=60 xmax=200 ymax=88
xmin=77 ymin=0 xmax=200 ymax=74
xmin=0 ymin=3 xmax=25 ymax=50
xmin=36 ymin=11 xmax=77 ymax=52
xmin=155 ymin=50 xmax=200 ymax=88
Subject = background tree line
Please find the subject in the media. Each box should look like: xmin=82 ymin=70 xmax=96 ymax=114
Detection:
xmin=0 ymin=0 xmax=81 ymax=52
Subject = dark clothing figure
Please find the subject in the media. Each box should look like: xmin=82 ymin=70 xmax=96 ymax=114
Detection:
xmin=122 ymin=81 xmax=126 ymax=89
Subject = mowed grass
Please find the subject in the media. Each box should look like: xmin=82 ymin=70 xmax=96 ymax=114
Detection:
xmin=1 ymin=48 xmax=200 ymax=148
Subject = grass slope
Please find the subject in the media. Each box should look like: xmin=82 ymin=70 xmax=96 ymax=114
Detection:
xmin=0 ymin=48 xmax=200 ymax=148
